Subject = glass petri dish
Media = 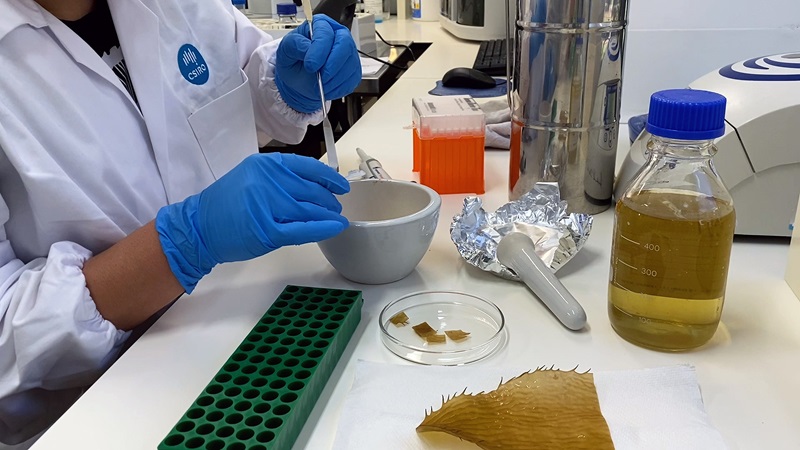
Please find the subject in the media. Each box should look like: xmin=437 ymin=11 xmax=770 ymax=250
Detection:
xmin=379 ymin=291 xmax=506 ymax=366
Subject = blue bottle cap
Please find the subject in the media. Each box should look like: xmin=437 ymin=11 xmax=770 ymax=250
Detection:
xmin=646 ymin=89 xmax=727 ymax=140
xmin=276 ymin=2 xmax=297 ymax=15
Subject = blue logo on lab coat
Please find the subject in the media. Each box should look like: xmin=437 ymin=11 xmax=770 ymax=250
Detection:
xmin=178 ymin=44 xmax=209 ymax=85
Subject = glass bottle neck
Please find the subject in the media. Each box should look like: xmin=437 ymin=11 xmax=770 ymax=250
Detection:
xmin=648 ymin=135 xmax=717 ymax=159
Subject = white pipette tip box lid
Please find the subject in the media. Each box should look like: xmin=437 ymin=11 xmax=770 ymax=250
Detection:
xmin=412 ymin=95 xmax=485 ymax=139
xmin=787 ymin=193 xmax=800 ymax=299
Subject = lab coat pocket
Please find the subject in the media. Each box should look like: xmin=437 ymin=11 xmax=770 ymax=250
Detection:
xmin=188 ymin=70 xmax=258 ymax=179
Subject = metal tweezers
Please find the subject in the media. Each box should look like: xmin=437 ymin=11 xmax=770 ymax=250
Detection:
xmin=300 ymin=1 xmax=339 ymax=172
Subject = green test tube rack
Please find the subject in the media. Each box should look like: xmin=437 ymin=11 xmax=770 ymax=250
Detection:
xmin=158 ymin=285 xmax=362 ymax=450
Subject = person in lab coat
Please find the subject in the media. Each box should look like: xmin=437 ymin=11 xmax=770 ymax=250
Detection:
xmin=0 ymin=0 xmax=361 ymax=446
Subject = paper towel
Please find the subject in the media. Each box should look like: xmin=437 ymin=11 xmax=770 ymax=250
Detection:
xmin=333 ymin=361 xmax=728 ymax=450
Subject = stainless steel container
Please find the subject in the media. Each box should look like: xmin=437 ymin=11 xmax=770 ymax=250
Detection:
xmin=508 ymin=0 xmax=628 ymax=214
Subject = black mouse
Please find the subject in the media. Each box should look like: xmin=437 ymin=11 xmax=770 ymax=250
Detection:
xmin=441 ymin=67 xmax=497 ymax=89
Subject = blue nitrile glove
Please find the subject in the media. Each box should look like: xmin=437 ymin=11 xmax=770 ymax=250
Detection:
xmin=155 ymin=153 xmax=350 ymax=293
xmin=275 ymin=14 xmax=362 ymax=113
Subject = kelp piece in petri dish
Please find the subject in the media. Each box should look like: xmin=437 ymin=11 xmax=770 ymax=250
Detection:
xmin=389 ymin=311 xmax=410 ymax=326
xmin=379 ymin=291 xmax=506 ymax=365
xmin=444 ymin=330 xmax=471 ymax=341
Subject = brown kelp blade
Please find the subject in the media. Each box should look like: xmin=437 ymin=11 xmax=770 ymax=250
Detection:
xmin=417 ymin=367 xmax=614 ymax=450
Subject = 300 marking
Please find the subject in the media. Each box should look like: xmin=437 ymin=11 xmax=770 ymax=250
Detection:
xmin=641 ymin=267 xmax=658 ymax=277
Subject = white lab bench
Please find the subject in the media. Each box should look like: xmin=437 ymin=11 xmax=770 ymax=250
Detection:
xmin=31 ymin=19 xmax=800 ymax=450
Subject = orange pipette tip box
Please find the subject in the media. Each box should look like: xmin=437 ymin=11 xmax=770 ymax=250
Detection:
xmin=412 ymin=96 xmax=486 ymax=195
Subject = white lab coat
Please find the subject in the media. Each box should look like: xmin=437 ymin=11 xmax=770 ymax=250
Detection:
xmin=0 ymin=0 xmax=322 ymax=445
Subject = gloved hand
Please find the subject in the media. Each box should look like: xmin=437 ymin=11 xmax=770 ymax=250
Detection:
xmin=156 ymin=153 xmax=350 ymax=292
xmin=275 ymin=14 xmax=362 ymax=113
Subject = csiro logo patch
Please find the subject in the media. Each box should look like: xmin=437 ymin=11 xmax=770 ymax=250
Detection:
xmin=178 ymin=44 xmax=209 ymax=85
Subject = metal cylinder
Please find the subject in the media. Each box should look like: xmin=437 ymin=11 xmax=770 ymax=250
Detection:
xmin=508 ymin=0 xmax=628 ymax=214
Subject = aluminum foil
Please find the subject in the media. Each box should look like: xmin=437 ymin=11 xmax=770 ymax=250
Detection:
xmin=450 ymin=183 xmax=593 ymax=281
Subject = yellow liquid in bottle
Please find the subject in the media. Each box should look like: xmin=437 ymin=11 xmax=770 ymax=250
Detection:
xmin=609 ymin=190 xmax=735 ymax=351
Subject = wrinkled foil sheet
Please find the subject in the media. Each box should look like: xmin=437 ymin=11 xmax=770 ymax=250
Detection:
xmin=450 ymin=183 xmax=593 ymax=281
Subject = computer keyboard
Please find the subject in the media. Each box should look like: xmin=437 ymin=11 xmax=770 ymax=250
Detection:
xmin=473 ymin=39 xmax=508 ymax=77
